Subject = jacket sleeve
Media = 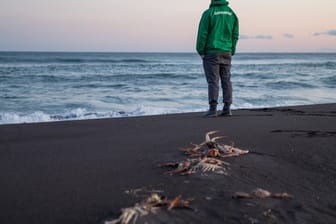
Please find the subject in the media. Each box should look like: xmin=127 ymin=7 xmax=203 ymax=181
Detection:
xmin=196 ymin=11 xmax=210 ymax=55
xmin=231 ymin=14 xmax=239 ymax=56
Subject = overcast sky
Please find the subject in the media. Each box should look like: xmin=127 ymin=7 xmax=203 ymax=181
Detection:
xmin=0 ymin=0 xmax=335 ymax=52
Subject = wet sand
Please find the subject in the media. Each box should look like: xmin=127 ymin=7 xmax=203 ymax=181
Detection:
xmin=1 ymin=104 xmax=336 ymax=224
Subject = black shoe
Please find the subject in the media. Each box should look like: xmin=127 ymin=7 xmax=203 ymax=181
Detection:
xmin=204 ymin=103 xmax=217 ymax=117
xmin=220 ymin=105 xmax=232 ymax=116
xmin=204 ymin=110 xmax=217 ymax=117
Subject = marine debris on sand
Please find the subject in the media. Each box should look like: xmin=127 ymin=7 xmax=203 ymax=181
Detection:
xmin=180 ymin=130 xmax=249 ymax=158
xmin=105 ymin=193 xmax=191 ymax=224
xmin=233 ymin=188 xmax=294 ymax=199
xmin=161 ymin=131 xmax=248 ymax=175
xmin=159 ymin=157 xmax=230 ymax=175
xmin=107 ymin=131 xmax=294 ymax=223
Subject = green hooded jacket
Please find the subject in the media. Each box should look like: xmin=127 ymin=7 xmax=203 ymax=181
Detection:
xmin=196 ymin=0 xmax=239 ymax=56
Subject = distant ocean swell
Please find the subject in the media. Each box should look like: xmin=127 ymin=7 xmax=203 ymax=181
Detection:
xmin=0 ymin=56 xmax=154 ymax=64
xmin=0 ymin=52 xmax=335 ymax=125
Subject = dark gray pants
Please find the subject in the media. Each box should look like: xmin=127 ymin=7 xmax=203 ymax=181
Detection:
xmin=203 ymin=52 xmax=232 ymax=107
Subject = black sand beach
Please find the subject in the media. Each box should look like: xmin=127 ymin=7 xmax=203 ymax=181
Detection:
xmin=1 ymin=104 xmax=336 ymax=224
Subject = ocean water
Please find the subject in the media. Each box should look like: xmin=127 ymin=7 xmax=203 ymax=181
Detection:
xmin=0 ymin=52 xmax=335 ymax=125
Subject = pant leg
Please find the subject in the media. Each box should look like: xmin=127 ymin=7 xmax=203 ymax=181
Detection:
xmin=218 ymin=52 xmax=232 ymax=105
xmin=203 ymin=53 xmax=220 ymax=105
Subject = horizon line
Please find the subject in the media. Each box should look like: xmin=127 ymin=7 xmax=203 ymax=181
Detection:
xmin=0 ymin=50 xmax=335 ymax=54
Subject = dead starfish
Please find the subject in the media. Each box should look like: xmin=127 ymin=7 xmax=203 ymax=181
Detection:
xmin=191 ymin=157 xmax=230 ymax=173
xmin=160 ymin=157 xmax=229 ymax=175
xmin=180 ymin=131 xmax=223 ymax=156
xmin=213 ymin=143 xmax=249 ymax=158
xmin=106 ymin=193 xmax=191 ymax=224
xmin=106 ymin=204 xmax=149 ymax=224
xmin=181 ymin=131 xmax=249 ymax=158
xmin=167 ymin=195 xmax=191 ymax=210
xmin=159 ymin=158 xmax=200 ymax=175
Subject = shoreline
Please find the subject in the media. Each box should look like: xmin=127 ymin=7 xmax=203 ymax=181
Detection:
xmin=1 ymin=102 xmax=334 ymax=127
xmin=1 ymin=103 xmax=335 ymax=223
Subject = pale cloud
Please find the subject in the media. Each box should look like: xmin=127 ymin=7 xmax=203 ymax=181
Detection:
xmin=283 ymin=33 xmax=294 ymax=38
xmin=255 ymin=35 xmax=273 ymax=40
xmin=239 ymin=34 xmax=250 ymax=39
xmin=313 ymin=29 xmax=336 ymax=36
xmin=240 ymin=34 xmax=273 ymax=40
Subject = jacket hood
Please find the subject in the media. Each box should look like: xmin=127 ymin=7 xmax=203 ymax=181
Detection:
xmin=210 ymin=0 xmax=229 ymax=7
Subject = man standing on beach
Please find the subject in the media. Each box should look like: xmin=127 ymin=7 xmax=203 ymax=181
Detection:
xmin=197 ymin=0 xmax=239 ymax=117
